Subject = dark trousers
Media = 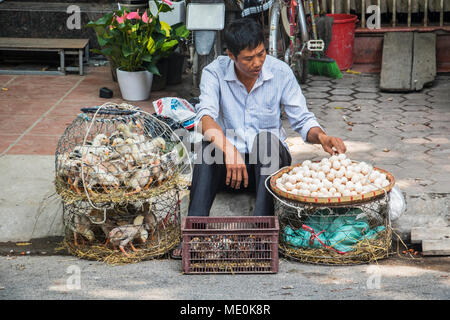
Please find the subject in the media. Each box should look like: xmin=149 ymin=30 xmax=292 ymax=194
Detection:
xmin=188 ymin=132 xmax=292 ymax=216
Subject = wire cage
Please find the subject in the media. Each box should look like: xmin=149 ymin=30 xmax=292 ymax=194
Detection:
xmin=61 ymin=188 xmax=181 ymax=264
xmin=55 ymin=103 xmax=192 ymax=264
xmin=274 ymin=193 xmax=392 ymax=265
xmin=55 ymin=103 xmax=192 ymax=204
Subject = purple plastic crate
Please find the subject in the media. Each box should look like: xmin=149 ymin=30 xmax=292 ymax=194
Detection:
xmin=181 ymin=216 xmax=279 ymax=274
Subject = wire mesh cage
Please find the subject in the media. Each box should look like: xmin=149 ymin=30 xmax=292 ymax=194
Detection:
xmin=61 ymin=188 xmax=181 ymax=264
xmin=274 ymin=194 xmax=392 ymax=265
xmin=181 ymin=216 xmax=279 ymax=274
xmin=55 ymin=103 xmax=192 ymax=264
xmin=55 ymin=103 xmax=192 ymax=204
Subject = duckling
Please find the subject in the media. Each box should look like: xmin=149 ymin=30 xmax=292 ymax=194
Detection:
xmin=140 ymin=137 xmax=166 ymax=156
xmin=143 ymin=205 xmax=158 ymax=241
xmin=107 ymin=215 xmax=145 ymax=257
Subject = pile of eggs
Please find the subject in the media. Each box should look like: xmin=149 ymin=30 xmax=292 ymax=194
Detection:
xmin=275 ymin=154 xmax=390 ymax=198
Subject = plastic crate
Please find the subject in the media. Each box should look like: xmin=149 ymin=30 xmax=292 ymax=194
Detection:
xmin=181 ymin=216 xmax=279 ymax=274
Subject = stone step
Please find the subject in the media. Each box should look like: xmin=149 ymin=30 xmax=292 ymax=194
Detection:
xmin=380 ymin=32 xmax=436 ymax=92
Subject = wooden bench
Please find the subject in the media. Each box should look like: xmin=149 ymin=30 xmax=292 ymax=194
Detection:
xmin=0 ymin=37 xmax=89 ymax=75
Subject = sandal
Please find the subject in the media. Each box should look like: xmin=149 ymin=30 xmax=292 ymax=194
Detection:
xmin=170 ymin=243 xmax=182 ymax=260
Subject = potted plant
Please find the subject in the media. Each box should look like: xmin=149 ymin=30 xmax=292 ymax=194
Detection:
xmin=86 ymin=0 xmax=180 ymax=101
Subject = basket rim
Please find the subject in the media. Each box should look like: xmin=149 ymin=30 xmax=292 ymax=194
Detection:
xmin=181 ymin=216 xmax=279 ymax=232
xmin=270 ymin=161 xmax=395 ymax=206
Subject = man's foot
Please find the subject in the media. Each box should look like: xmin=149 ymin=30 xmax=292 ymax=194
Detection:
xmin=170 ymin=243 xmax=182 ymax=260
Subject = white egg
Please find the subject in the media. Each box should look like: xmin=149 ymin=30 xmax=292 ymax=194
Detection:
xmin=303 ymin=168 xmax=311 ymax=177
xmin=302 ymin=160 xmax=312 ymax=168
xmin=333 ymin=192 xmax=342 ymax=197
xmin=311 ymin=191 xmax=319 ymax=197
xmin=329 ymin=187 xmax=337 ymax=194
xmin=350 ymin=191 xmax=358 ymax=196
xmin=317 ymin=171 xmax=326 ymax=180
xmin=342 ymin=159 xmax=352 ymax=167
xmin=321 ymin=165 xmax=331 ymax=173
xmin=337 ymin=153 xmax=346 ymax=161
xmin=323 ymin=180 xmax=333 ymax=189
xmin=335 ymin=169 xmax=344 ymax=178
xmin=351 ymin=174 xmax=361 ymax=183
xmin=332 ymin=160 xmax=341 ymax=170
xmin=346 ymin=181 xmax=355 ymax=191
xmin=379 ymin=173 xmax=387 ymax=181
xmin=308 ymin=184 xmax=317 ymax=192
xmin=320 ymin=187 xmax=328 ymax=194
xmin=353 ymin=165 xmax=362 ymax=174
xmin=302 ymin=189 xmax=311 ymax=197
xmin=288 ymin=175 xmax=297 ymax=184
xmin=342 ymin=189 xmax=351 ymax=197
xmin=320 ymin=158 xmax=330 ymax=165
xmin=354 ymin=182 xmax=363 ymax=194
xmin=311 ymin=178 xmax=320 ymax=185
xmin=304 ymin=177 xmax=313 ymax=184
xmin=333 ymin=179 xmax=341 ymax=188
xmin=368 ymin=172 xmax=378 ymax=183
xmin=327 ymin=171 xmax=336 ymax=181
xmin=345 ymin=170 xmax=355 ymax=179
xmin=311 ymin=162 xmax=320 ymax=171
xmin=374 ymin=178 xmax=383 ymax=188
xmin=316 ymin=192 xmax=325 ymax=198
xmin=310 ymin=171 xmax=318 ymax=179
xmin=295 ymin=172 xmax=304 ymax=180
xmin=362 ymin=185 xmax=371 ymax=194
xmin=337 ymin=184 xmax=346 ymax=194
xmin=284 ymin=182 xmax=295 ymax=190
xmin=276 ymin=178 xmax=282 ymax=184
xmin=382 ymin=179 xmax=390 ymax=188
xmin=330 ymin=155 xmax=338 ymax=162
xmin=316 ymin=181 xmax=324 ymax=190
xmin=340 ymin=176 xmax=348 ymax=184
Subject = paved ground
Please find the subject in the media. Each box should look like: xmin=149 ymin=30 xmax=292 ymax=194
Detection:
xmin=0 ymin=255 xmax=449 ymax=300
xmin=0 ymin=64 xmax=448 ymax=300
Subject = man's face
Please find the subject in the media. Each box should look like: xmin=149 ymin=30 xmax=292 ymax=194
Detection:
xmin=228 ymin=42 xmax=266 ymax=80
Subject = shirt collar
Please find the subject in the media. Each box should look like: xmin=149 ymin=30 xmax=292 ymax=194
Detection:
xmin=224 ymin=57 xmax=274 ymax=83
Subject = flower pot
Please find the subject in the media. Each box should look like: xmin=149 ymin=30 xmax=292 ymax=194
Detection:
xmin=116 ymin=68 xmax=153 ymax=101
xmin=151 ymin=58 xmax=169 ymax=91
xmin=166 ymin=52 xmax=186 ymax=85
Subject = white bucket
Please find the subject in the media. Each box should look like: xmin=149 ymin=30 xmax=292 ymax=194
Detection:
xmin=116 ymin=68 xmax=153 ymax=101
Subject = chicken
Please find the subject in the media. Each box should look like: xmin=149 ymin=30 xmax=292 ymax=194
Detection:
xmin=143 ymin=206 xmax=158 ymax=241
xmin=88 ymin=209 xmax=115 ymax=244
xmin=124 ymin=166 xmax=153 ymax=196
xmin=85 ymin=164 xmax=120 ymax=193
xmin=67 ymin=213 xmax=95 ymax=246
xmin=117 ymin=122 xmax=145 ymax=143
xmin=140 ymin=137 xmax=166 ymax=156
xmin=57 ymin=153 xmax=82 ymax=194
xmin=107 ymin=215 xmax=145 ymax=257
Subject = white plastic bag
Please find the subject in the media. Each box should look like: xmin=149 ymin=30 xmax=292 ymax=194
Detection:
xmin=388 ymin=185 xmax=406 ymax=221
xmin=153 ymin=97 xmax=196 ymax=130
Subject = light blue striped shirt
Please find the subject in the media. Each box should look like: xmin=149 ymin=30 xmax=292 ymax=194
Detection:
xmin=195 ymin=55 xmax=322 ymax=154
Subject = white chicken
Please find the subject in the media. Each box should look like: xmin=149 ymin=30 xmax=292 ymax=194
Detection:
xmin=57 ymin=153 xmax=82 ymax=194
xmin=107 ymin=215 xmax=145 ymax=257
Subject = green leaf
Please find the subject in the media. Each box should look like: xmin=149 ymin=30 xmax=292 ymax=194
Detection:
xmin=122 ymin=45 xmax=133 ymax=57
xmin=174 ymin=25 xmax=190 ymax=39
xmin=161 ymin=40 xmax=178 ymax=52
xmin=141 ymin=53 xmax=152 ymax=62
xmin=159 ymin=4 xmax=174 ymax=13
xmin=145 ymin=62 xmax=160 ymax=76
xmin=97 ymin=35 xmax=110 ymax=47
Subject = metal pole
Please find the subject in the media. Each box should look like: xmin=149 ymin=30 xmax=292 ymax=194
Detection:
xmin=79 ymin=49 xmax=83 ymax=76
xmin=331 ymin=0 xmax=335 ymax=14
xmin=59 ymin=49 xmax=66 ymax=75
xmin=362 ymin=0 xmax=366 ymax=28
xmin=424 ymin=0 xmax=428 ymax=27
xmin=268 ymin=0 xmax=280 ymax=57
xmin=440 ymin=0 xmax=444 ymax=27
xmin=408 ymin=0 xmax=412 ymax=27
xmin=393 ymin=0 xmax=396 ymax=27
xmin=347 ymin=0 xmax=350 ymax=14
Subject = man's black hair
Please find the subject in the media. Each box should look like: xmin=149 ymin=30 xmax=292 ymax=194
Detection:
xmin=224 ymin=17 xmax=264 ymax=58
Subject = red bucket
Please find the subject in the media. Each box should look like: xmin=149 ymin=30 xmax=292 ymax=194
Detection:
xmin=324 ymin=14 xmax=358 ymax=71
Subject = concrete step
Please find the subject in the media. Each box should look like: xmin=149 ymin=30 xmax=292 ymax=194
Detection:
xmin=380 ymin=32 xmax=436 ymax=92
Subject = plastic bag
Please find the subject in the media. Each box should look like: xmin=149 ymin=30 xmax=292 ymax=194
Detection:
xmin=153 ymin=97 xmax=196 ymax=130
xmin=388 ymin=185 xmax=406 ymax=221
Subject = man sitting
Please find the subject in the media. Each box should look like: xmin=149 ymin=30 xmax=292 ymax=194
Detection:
xmin=171 ymin=17 xmax=346 ymax=258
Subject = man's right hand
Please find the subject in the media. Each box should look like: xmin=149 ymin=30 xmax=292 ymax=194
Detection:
xmin=224 ymin=146 xmax=248 ymax=190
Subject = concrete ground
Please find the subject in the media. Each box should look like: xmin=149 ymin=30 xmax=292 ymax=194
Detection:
xmin=0 ymin=64 xmax=449 ymax=300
